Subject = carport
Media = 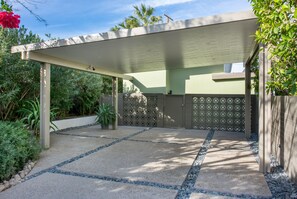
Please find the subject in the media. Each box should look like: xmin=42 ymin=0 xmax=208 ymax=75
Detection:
xmin=11 ymin=11 xmax=271 ymax=173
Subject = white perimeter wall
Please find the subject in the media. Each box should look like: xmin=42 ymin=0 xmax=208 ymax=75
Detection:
xmin=51 ymin=115 xmax=97 ymax=132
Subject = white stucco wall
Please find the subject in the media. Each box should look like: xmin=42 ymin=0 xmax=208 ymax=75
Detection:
xmin=51 ymin=115 xmax=97 ymax=132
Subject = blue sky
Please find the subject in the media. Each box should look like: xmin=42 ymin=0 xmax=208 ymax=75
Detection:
xmin=13 ymin=0 xmax=252 ymax=39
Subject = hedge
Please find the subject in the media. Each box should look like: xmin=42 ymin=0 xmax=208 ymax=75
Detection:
xmin=0 ymin=121 xmax=40 ymax=182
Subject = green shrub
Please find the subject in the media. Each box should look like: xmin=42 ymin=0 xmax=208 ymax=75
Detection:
xmin=0 ymin=121 xmax=41 ymax=182
xmin=71 ymin=71 xmax=103 ymax=116
xmin=50 ymin=65 xmax=76 ymax=118
xmin=0 ymin=26 xmax=41 ymax=121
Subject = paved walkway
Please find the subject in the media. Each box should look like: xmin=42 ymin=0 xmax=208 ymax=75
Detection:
xmin=0 ymin=126 xmax=272 ymax=199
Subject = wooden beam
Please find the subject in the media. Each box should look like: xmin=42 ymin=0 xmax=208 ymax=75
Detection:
xmin=23 ymin=51 xmax=133 ymax=80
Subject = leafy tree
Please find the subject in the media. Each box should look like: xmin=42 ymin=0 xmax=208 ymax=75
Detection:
xmin=0 ymin=26 xmax=41 ymax=120
xmin=110 ymin=4 xmax=162 ymax=30
xmin=101 ymin=76 xmax=123 ymax=95
xmin=0 ymin=26 xmax=105 ymax=120
xmin=71 ymin=71 xmax=103 ymax=116
xmin=0 ymin=27 xmax=75 ymax=120
xmin=249 ymin=0 xmax=297 ymax=95
xmin=50 ymin=65 xmax=76 ymax=117
xmin=51 ymin=66 xmax=105 ymax=117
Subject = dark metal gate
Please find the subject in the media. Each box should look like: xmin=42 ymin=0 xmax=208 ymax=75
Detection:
xmin=101 ymin=93 xmax=257 ymax=132
xmin=163 ymin=95 xmax=184 ymax=128
xmin=122 ymin=93 xmax=158 ymax=127
xmin=190 ymin=95 xmax=245 ymax=132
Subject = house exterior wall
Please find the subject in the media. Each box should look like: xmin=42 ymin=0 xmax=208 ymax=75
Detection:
xmin=186 ymin=74 xmax=246 ymax=94
xmin=168 ymin=65 xmax=222 ymax=94
xmin=124 ymin=65 xmax=249 ymax=94
xmin=124 ymin=70 xmax=166 ymax=93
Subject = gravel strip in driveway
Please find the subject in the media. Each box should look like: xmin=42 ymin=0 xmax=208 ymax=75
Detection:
xmin=175 ymin=130 xmax=214 ymax=199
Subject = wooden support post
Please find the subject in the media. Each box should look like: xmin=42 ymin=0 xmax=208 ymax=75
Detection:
xmin=40 ymin=63 xmax=51 ymax=149
xmin=259 ymin=44 xmax=271 ymax=173
xmin=264 ymin=46 xmax=272 ymax=172
xmin=259 ymin=44 xmax=265 ymax=172
xmin=112 ymin=77 xmax=118 ymax=130
xmin=245 ymin=62 xmax=251 ymax=138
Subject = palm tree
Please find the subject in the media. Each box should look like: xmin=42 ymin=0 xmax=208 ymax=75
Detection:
xmin=110 ymin=16 xmax=140 ymax=31
xmin=133 ymin=4 xmax=162 ymax=26
xmin=110 ymin=25 xmax=121 ymax=31
xmin=110 ymin=4 xmax=162 ymax=31
xmin=119 ymin=16 xmax=141 ymax=29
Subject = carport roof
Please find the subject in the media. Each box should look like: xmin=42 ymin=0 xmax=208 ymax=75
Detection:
xmin=11 ymin=11 xmax=258 ymax=79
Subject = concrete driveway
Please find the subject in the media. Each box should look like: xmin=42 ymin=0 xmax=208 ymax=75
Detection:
xmin=0 ymin=126 xmax=272 ymax=199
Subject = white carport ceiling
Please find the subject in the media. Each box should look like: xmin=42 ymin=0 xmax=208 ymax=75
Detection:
xmin=12 ymin=11 xmax=258 ymax=76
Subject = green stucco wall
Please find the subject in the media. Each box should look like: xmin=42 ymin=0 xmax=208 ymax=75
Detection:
xmin=186 ymin=74 xmax=246 ymax=94
xmin=167 ymin=65 xmax=223 ymax=94
xmin=124 ymin=65 xmax=249 ymax=94
xmin=124 ymin=70 xmax=166 ymax=93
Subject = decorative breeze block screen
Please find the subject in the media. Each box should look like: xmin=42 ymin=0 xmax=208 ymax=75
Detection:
xmin=192 ymin=96 xmax=245 ymax=132
xmin=123 ymin=93 xmax=158 ymax=127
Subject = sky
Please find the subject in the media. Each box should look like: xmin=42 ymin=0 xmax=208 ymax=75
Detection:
xmin=12 ymin=0 xmax=252 ymax=39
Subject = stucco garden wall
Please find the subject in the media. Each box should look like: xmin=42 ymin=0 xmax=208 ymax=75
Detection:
xmin=51 ymin=116 xmax=97 ymax=132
